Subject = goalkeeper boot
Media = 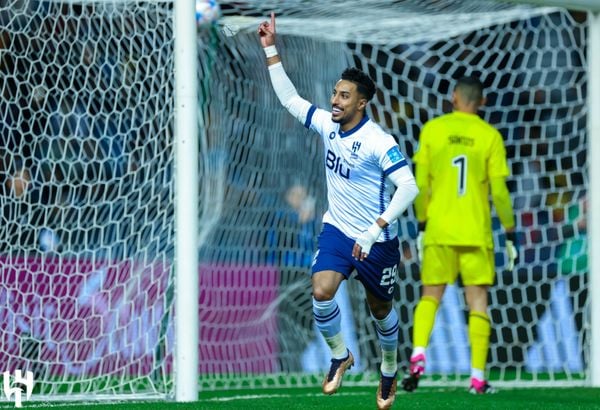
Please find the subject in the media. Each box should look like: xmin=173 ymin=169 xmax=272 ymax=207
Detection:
xmin=376 ymin=372 xmax=397 ymax=410
xmin=469 ymin=377 xmax=497 ymax=394
xmin=322 ymin=350 xmax=354 ymax=395
xmin=401 ymin=353 xmax=425 ymax=392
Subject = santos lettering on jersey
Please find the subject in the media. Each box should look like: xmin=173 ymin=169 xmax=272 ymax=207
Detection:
xmin=448 ymin=135 xmax=475 ymax=146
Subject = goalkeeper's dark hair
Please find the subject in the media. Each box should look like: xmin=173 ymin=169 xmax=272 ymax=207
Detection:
xmin=341 ymin=67 xmax=376 ymax=101
xmin=455 ymin=76 xmax=484 ymax=104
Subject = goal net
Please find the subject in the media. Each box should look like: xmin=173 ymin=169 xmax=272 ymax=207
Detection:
xmin=0 ymin=0 xmax=591 ymax=402
xmin=0 ymin=0 xmax=176 ymax=400
xmin=199 ymin=0 xmax=590 ymax=389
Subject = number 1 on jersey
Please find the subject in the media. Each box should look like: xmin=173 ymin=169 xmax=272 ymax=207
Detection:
xmin=452 ymin=155 xmax=467 ymax=196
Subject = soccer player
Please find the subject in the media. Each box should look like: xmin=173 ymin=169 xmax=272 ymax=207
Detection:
xmin=258 ymin=13 xmax=418 ymax=410
xmin=401 ymin=76 xmax=518 ymax=394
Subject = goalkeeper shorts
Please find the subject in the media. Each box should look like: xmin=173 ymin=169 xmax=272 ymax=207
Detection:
xmin=312 ymin=223 xmax=400 ymax=301
xmin=421 ymin=245 xmax=495 ymax=286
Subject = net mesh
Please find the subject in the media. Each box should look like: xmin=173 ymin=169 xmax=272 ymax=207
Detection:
xmin=0 ymin=0 xmax=591 ymax=400
xmin=199 ymin=0 xmax=589 ymax=389
xmin=0 ymin=0 xmax=175 ymax=399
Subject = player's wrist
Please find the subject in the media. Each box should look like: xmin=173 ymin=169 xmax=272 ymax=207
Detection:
xmin=263 ymin=45 xmax=278 ymax=58
xmin=367 ymin=222 xmax=383 ymax=240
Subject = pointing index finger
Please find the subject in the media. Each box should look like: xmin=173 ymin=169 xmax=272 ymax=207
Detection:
xmin=270 ymin=11 xmax=276 ymax=32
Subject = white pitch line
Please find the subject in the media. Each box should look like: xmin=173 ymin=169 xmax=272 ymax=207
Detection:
xmin=203 ymin=391 xmax=371 ymax=402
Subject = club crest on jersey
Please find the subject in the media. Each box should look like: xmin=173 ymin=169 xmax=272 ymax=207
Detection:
xmin=386 ymin=146 xmax=404 ymax=163
xmin=350 ymin=141 xmax=361 ymax=159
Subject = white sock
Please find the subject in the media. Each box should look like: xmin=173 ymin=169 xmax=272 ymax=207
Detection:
xmin=471 ymin=368 xmax=485 ymax=380
xmin=412 ymin=346 xmax=426 ymax=360
xmin=380 ymin=349 xmax=397 ymax=377
xmin=324 ymin=333 xmax=348 ymax=359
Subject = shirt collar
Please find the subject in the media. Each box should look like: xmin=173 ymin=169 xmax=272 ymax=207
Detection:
xmin=339 ymin=115 xmax=369 ymax=138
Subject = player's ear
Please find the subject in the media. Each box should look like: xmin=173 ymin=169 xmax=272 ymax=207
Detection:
xmin=480 ymin=96 xmax=487 ymax=107
xmin=451 ymin=90 xmax=458 ymax=106
xmin=358 ymin=98 xmax=368 ymax=111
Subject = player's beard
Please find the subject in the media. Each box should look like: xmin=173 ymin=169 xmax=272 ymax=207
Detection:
xmin=331 ymin=106 xmax=349 ymax=125
xmin=332 ymin=111 xmax=361 ymax=129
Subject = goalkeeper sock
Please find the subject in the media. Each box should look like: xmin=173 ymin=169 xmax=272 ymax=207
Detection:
xmin=412 ymin=295 xmax=439 ymax=348
xmin=371 ymin=309 xmax=399 ymax=376
xmin=469 ymin=311 xmax=491 ymax=373
xmin=313 ymin=297 xmax=346 ymax=359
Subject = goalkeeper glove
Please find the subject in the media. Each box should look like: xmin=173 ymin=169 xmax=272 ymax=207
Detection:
xmin=505 ymin=231 xmax=518 ymax=271
xmin=355 ymin=222 xmax=383 ymax=258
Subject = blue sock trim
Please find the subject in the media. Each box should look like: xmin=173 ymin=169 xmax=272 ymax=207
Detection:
xmin=313 ymin=297 xmax=342 ymax=338
xmin=372 ymin=309 xmax=399 ymax=351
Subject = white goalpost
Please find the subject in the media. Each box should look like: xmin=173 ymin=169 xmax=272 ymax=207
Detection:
xmin=173 ymin=0 xmax=199 ymax=403
xmin=586 ymin=7 xmax=600 ymax=389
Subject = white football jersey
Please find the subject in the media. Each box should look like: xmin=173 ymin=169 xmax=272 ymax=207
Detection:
xmin=304 ymin=104 xmax=409 ymax=241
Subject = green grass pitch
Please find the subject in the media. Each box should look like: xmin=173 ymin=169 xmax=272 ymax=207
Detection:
xmin=4 ymin=386 xmax=599 ymax=409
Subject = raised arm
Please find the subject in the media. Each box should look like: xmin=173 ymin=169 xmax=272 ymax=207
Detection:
xmin=258 ymin=12 xmax=280 ymax=67
xmin=257 ymin=12 xmax=312 ymax=123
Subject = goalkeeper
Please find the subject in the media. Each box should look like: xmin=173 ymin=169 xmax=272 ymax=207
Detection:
xmin=402 ymin=76 xmax=517 ymax=395
xmin=258 ymin=12 xmax=418 ymax=410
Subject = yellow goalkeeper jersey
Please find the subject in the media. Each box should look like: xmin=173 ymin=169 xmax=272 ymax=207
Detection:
xmin=413 ymin=111 xmax=509 ymax=248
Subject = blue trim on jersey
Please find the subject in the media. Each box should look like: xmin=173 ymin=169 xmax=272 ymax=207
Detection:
xmin=379 ymin=173 xmax=391 ymax=241
xmin=383 ymin=159 xmax=408 ymax=176
xmin=304 ymin=105 xmax=317 ymax=128
xmin=339 ymin=115 xmax=369 ymax=138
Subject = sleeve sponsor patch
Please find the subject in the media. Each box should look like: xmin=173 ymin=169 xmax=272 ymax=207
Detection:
xmin=386 ymin=146 xmax=404 ymax=163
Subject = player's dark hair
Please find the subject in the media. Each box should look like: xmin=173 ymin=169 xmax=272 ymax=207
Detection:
xmin=341 ymin=67 xmax=376 ymax=101
xmin=455 ymin=76 xmax=484 ymax=104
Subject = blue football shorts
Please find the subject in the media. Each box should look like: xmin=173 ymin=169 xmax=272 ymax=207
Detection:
xmin=311 ymin=223 xmax=400 ymax=301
